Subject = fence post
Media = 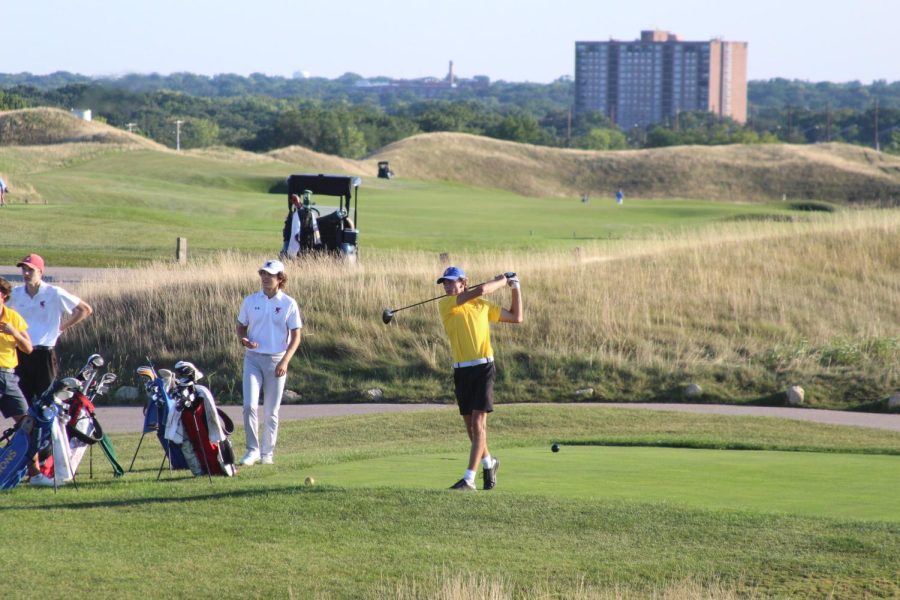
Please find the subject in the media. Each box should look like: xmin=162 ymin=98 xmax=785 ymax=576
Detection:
xmin=176 ymin=237 xmax=187 ymax=264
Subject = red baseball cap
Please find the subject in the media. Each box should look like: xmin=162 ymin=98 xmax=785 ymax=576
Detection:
xmin=17 ymin=253 xmax=45 ymax=272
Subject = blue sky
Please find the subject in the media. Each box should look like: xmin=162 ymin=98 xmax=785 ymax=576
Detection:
xmin=4 ymin=0 xmax=898 ymax=83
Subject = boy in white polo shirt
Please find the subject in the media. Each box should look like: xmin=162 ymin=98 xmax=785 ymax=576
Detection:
xmin=236 ymin=259 xmax=302 ymax=465
xmin=9 ymin=253 xmax=93 ymax=403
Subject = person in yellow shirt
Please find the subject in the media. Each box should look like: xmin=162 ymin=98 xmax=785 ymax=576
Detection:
xmin=436 ymin=267 xmax=523 ymax=491
xmin=0 ymin=277 xmax=38 ymax=478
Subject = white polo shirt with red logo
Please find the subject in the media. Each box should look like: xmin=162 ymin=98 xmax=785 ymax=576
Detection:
xmin=237 ymin=290 xmax=302 ymax=355
xmin=9 ymin=283 xmax=81 ymax=347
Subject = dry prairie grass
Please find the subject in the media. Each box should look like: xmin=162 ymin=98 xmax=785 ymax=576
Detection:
xmin=372 ymin=572 xmax=756 ymax=600
xmin=62 ymin=210 xmax=899 ymax=407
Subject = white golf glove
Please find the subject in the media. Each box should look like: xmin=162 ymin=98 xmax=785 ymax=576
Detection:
xmin=506 ymin=275 xmax=520 ymax=289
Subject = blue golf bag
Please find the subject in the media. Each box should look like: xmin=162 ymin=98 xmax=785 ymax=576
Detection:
xmin=0 ymin=378 xmax=81 ymax=490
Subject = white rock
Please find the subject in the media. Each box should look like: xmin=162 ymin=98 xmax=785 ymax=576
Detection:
xmin=684 ymin=383 xmax=703 ymax=398
xmin=575 ymin=388 xmax=594 ymax=398
xmin=365 ymin=388 xmax=384 ymax=401
xmin=786 ymin=385 xmax=805 ymax=406
xmin=887 ymin=393 xmax=900 ymax=411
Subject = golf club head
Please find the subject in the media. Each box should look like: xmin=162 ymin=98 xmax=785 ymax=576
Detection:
xmin=88 ymin=354 xmax=105 ymax=368
xmin=51 ymin=377 xmax=81 ymax=402
xmin=382 ymin=309 xmax=394 ymax=324
xmin=59 ymin=377 xmax=82 ymax=391
xmin=158 ymin=368 xmax=176 ymax=392
xmin=136 ymin=366 xmax=157 ymax=381
xmin=99 ymin=373 xmax=118 ymax=386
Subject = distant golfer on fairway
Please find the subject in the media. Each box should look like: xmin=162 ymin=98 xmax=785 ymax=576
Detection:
xmin=436 ymin=266 xmax=523 ymax=491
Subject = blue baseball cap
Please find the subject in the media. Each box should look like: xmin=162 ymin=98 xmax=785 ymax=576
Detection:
xmin=436 ymin=266 xmax=466 ymax=284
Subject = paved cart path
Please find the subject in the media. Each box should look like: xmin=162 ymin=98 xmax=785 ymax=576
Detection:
xmin=92 ymin=402 xmax=900 ymax=434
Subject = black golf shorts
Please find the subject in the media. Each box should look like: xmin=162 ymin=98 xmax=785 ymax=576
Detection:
xmin=453 ymin=362 xmax=495 ymax=415
xmin=0 ymin=369 xmax=28 ymax=418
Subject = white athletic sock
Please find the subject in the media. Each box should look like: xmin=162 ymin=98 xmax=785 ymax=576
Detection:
xmin=481 ymin=455 xmax=493 ymax=470
xmin=464 ymin=469 xmax=477 ymax=483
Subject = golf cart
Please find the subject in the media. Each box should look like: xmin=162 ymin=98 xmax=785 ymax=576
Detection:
xmin=281 ymin=174 xmax=360 ymax=262
xmin=377 ymin=161 xmax=394 ymax=179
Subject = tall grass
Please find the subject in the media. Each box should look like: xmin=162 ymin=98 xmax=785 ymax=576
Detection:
xmin=62 ymin=210 xmax=899 ymax=408
xmin=372 ymin=571 xmax=756 ymax=600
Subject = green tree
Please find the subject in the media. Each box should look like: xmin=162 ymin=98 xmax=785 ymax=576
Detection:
xmin=575 ymin=127 xmax=627 ymax=150
xmin=181 ymin=117 xmax=221 ymax=148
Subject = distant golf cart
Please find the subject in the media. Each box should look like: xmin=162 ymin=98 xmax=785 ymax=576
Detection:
xmin=377 ymin=161 xmax=394 ymax=179
xmin=281 ymin=173 xmax=360 ymax=262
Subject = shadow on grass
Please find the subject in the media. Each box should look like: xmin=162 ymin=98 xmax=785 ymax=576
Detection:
xmin=0 ymin=483 xmax=326 ymax=512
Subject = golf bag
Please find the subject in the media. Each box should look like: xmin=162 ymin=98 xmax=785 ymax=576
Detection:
xmin=165 ymin=377 xmax=237 ymax=478
xmin=132 ymin=366 xmax=189 ymax=471
xmin=0 ymin=378 xmax=81 ymax=490
xmin=282 ymin=203 xmax=323 ymax=258
xmin=39 ymin=389 xmax=125 ymax=479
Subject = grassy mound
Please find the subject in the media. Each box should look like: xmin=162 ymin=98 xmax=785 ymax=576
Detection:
xmin=370 ymin=132 xmax=900 ymax=204
xmin=0 ymin=107 xmax=165 ymax=149
xmin=267 ymin=144 xmax=372 ymax=175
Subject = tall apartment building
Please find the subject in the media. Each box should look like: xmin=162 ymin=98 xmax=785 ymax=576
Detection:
xmin=575 ymin=30 xmax=748 ymax=129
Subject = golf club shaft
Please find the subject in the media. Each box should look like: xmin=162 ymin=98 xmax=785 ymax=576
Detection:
xmin=389 ymin=292 xmax=448 ymax=314
xmin=389 ymin=277 xmax=502 ymax=314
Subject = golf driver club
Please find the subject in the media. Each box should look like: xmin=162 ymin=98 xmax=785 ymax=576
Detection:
xmin=382 ymin=272 xmax=515 ymax=324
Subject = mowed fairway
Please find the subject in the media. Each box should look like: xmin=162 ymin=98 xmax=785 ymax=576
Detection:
xmin=313 ymin=446 xmax=900 ymax=522
xmin=0 ymin=146 xmax=804 ymax=264
xmin=2 ymin=403 xmax=900 ymax=598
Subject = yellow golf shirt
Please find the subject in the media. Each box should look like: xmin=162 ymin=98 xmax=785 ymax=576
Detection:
xmin=438 ymin=296 xmax=501 ymax=364
xmin=0 ymin=306 xmax=27 ymax=369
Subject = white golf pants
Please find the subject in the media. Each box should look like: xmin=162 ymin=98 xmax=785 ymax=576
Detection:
xmin=242 ymin=351 xmax=287 ymax=457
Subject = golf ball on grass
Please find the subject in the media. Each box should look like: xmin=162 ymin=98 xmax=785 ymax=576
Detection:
xmin=551 ymin=444 xmax=560 ymax=453
xmin=304 ymin=476 xmax=315 ymax=486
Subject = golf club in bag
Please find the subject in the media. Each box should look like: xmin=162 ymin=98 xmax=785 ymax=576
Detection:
xmin=54 ymin=370 xmax=124 ymax=480
xmin=0 ymin=377 xmax=82 ymax=491
xmin=164 ymin=361 xmax=237 ymax=479
xmin=382 ymin=272 xmax=516 ymax=324
xmin=36 ymin=354 xmax=124 ymax=481
xmin=131 ymin=362 xmax=190 ymax=475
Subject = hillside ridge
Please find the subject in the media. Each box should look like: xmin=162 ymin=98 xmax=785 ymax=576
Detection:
xmin=367 ymin=132 xmax=900 ymax=203
xmin=0 ymin=107 xmax=166 ymax=150
xmin=2 ymin=109 xmax=898 ymax=203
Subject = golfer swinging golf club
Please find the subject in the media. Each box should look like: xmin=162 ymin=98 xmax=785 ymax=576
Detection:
xmin=437 ymin=266 xmax=523 ymax=491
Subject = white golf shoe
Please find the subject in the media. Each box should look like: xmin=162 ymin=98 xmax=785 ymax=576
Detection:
xmin=239 ymin=450 xmax=260 ymax=466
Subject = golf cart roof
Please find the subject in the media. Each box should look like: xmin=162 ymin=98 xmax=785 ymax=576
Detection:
xmin=287 ymin=174 xmax=361 ymax=199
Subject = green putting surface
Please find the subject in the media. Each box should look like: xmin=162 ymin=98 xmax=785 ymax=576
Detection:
xmin=312 ymin=446 xmax=900 ymax=522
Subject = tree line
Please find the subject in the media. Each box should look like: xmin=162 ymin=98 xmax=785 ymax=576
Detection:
xmin=1 ymin=73 xmax=898 ymax=156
